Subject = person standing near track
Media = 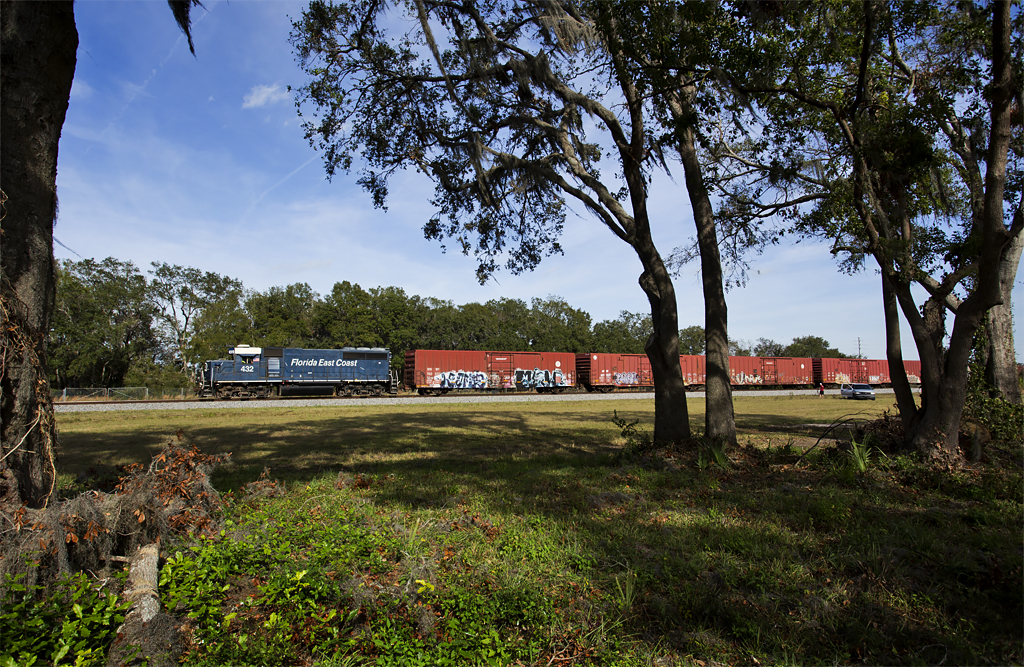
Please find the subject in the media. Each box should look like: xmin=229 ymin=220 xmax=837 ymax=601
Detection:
xmin=818 ymin=382 xmax=825 ymax=397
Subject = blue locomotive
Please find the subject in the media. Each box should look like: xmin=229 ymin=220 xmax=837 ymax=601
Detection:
xmin=198 ymin=345 xmax=397 ymax=398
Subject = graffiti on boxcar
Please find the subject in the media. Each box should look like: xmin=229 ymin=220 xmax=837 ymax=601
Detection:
xmin=435 ymin=370 xmax=488 ymax=389
xmin=732 ymin=372 xmax=763 ymax=385
xmin=514 ymin=367 xmax=570 ymax=389
xmin=613 ymin=371 xmax=640 ymax=385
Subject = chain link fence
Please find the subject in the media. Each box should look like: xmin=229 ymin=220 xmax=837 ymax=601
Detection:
xmin=54 ymin=387 xmax=199 ymax=401
xmin=57 ymin=387 xmax=148 ymax=401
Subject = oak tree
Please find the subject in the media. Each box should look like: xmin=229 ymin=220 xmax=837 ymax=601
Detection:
xmin=738 ymin=1 xmax=1022 ymax=458
xmin=245 ymin=283 xmax=319 ymax=349
xmin=592 ymin=311 xmax=653 ymax=354
xmin=678 ymin=324 xmax=706 ymax=356
xmin=150 ymin=262 xmax=246 ymax=376
xmin=291 ymin=0 xmax=694 ymax=442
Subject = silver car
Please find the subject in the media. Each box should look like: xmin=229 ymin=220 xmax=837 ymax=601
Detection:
xmin=840 ymin=383 xmax=876 ymax=400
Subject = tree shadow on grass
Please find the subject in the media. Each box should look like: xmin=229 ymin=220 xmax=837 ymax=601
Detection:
xmin=360 ymin=449 xmax=1019 ymax=665
xmin=56 ymin=408 xmax=627 ymax=490
xmin=55 ymin=406 xmax=1020 ymax=665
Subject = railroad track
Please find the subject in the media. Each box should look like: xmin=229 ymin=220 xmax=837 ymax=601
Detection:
xmin=51 ymin=387 xmax=896 ymax=413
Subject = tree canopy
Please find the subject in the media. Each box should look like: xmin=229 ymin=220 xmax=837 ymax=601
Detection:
xmin=290 ymin=0 xmax=700 ymax=443
xmin=51 ymin=259 xmax=158 ymax=388
xmin=149 ymin=262 xmax=246 ymax=378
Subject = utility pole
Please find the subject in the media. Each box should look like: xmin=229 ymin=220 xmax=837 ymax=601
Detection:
xmin=857 ymin=337 xmax=862 ymax=359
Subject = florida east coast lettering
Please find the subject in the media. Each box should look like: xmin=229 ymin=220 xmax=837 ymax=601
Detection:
xmin=289 ymin=358 xmax=360 ymax=367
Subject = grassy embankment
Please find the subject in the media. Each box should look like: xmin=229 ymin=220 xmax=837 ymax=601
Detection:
xmin=49 ymin=396 xmax=1022 ymax=666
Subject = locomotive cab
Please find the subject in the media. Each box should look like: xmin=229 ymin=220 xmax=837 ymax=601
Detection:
xmin=202 ymin=345 xmax=278 ymax=399
xmin=202 ymin=345 xmax=394 ymax=399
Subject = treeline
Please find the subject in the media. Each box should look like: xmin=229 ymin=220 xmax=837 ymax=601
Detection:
xmin=49 ymin=257 xmax=848 ymax=388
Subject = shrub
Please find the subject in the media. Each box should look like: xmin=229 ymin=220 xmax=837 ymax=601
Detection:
xmin=0 ymin=567 xmax=131 ymax=666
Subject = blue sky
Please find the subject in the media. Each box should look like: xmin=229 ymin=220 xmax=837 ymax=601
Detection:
xmin=54 ymin=0 xmax=1022 ymax=362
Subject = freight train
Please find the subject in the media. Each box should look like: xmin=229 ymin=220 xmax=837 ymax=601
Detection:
xmin=198 ymin=344 xmax=921 ymax=398
xmin=406 ymin=350 xmax=922 ymax=395
xmin=198 ymin=345 xmax=398 ymax=398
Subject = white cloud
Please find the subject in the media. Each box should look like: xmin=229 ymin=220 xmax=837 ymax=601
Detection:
xmin=70 ymin=79 xmax=95 ymax=100
xmin=242 ymin=83 xmax=289 ymax=109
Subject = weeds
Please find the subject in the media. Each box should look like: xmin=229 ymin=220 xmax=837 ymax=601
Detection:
xmin=611 ymin=410 xmax=652 ymax=454
xmin=695 ymin=441 xmax=730 ymax=471
xmin=831 ymin=434 xmax=875 ymax=485
xmin=705 ymin=440 xmax=732 ymax=469
xmin=612 ymin=568 xmax=638 ymax=615
xmin=0 ymin=567 xmax=131 ymax=666
xmin=847 ymin=435 xmax=873 ymax=474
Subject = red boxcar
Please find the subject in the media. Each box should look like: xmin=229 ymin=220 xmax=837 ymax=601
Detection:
xmin=730 ymin=356 xmax=813 ymax=386
xmin=812 ymin=358 xmax=923 ymax=387
xmin=813 ymin=358 xmax=887 ymax=385
xmin=575 ymin=353 xmax=708 ymax=390
xmin=576 ymin=353 xmax=652 ymax=390
xmin=764 ymin=357 xmax=813 ymax=385
xmin=489 ymin=351 xmax=576 ymax=391
xmin=903 ymin=360 xmax=922 ymax=384
xmin=405 ymin=350 xmax=575 ymax=393
xmin=404 ymin=350 xmax=487 ymax=391
xmin=680 ymin=355 xmax=707 ymax=387
xmin=860 ymin=359 xmax=891 ymax=385
xmin=729 ymin=356 xmax=764 ymax=386
xmin=814 ymin=358 xmax=853 ymax=385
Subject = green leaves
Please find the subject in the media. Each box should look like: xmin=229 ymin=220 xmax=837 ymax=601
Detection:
xmin=289 ymin=0 xmax=654 ymax=281
xmin=50 ymin=258 xmax=160 ymax=388
xmin=0 ymin=569 xmax=131 ymax=666
xmin=150 ymin=261 xmax=247 ymax=373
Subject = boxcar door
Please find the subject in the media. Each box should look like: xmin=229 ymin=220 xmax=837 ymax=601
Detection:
xmin=487 ymin=352 xmax=515 ymax=390
xmin=510 ymin=353 xmax=543 ymax=390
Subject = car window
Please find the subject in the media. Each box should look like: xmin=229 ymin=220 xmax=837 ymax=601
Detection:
xmin=853 ymin=384 xmax=872 ymax=389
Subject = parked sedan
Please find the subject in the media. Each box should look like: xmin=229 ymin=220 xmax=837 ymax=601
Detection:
xmin=840 ymin=383 xmax=876 ymax=400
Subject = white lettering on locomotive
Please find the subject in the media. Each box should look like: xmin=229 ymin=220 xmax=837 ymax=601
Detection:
xmin=289 ymin=358 xmax=359 ymax=367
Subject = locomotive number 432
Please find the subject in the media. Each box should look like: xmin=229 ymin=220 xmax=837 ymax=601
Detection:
xmin=240 ymin=365 xmax=255 ymax=373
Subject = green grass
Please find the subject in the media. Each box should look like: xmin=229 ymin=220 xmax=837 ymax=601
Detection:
xmin=55 ymin=396 xmax=890 ymax=489
xmin=48 ymin=396 xmax=1021 ymax=666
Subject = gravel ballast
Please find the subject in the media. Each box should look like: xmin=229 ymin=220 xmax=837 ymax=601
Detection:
xmin=53 ymin=388 xmax=903 ymax=413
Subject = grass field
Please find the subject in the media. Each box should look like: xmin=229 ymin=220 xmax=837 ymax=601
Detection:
xmin=55 ymin=396 xmax=890 ymax=489
xmin=37 ymin=396 xmax=1024 ymax=665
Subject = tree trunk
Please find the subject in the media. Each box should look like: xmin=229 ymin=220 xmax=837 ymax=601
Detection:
xmin=897 ymin=284 xmax=998 ymax=460
xmin=603 ymin=47 xmax=692 ymax=447
xmin=881 ymin=272 xmax=918 ymax=433
xmin=676 ymin=125 xmax=736 ymax=446
xmin=891 ymin=285 xmax=953 ymax=457
xmin=638 ymin=273 xmax=690 ymax=445
xmin=984 ymin=229 xmax=1022 ymax=404
xmin=912 ymin=296 xmax=982 ymax=459
xmin=633 ymin=217 xmax=691 ymax=445
xmin=0 ymin=1 xmax=78 ymax=508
